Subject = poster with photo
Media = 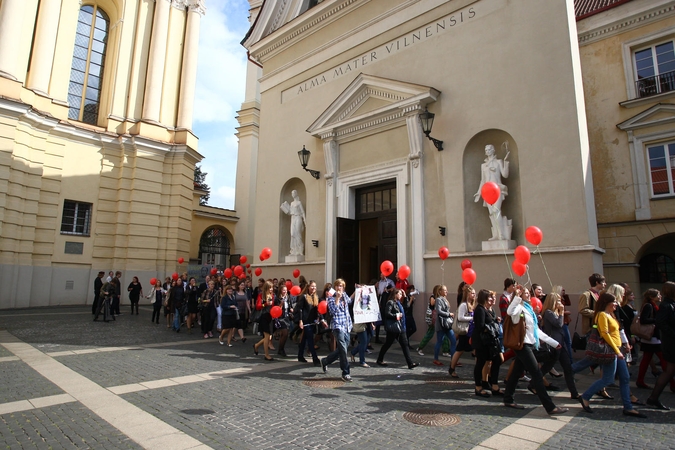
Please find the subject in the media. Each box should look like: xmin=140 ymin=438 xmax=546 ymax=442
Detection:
xmin=353 ymin=285 xmax=380 ymax=324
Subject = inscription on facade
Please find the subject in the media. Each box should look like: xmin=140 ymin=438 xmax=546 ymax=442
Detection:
xmin=281 ymin=2 xmax=496 ymax=103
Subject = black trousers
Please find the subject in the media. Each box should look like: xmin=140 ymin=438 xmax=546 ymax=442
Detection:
xmin=504 ymin=344 xmax=556 ymax=412
xmin=91 ymin=295 xmax=99 ymax=314
xmin=540 ymin=346 xmax=579 ymax=397
xmin=151 ymin=302 xmax=162 ymax=323
xmin=201 ymin=308 xmax=214 ymax=334
xmin=377 ymin=331 xmax=413 ymax=366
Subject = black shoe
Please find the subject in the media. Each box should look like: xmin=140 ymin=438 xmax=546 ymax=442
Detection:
xmin=579 ymin=397 xmax=593 ymax=413
xmin=313 ymin=360 xmax=321 ymax=367
xmin=321 ymin=359 xmax=328 ymax=374
xmin=491 ymin=389 xmax=504 ymax=396
xmin=504 ymin=403 xmax=525 ymax=410
xmin=408 ymin=362 xmax=419 ymax=369
xmin=545 ymin=384 xmax=560 ymax=391
xmin=548 ymin=407 xmax=569 ymax=416
xmin=596 ymin=389 xmax=613 ymax=400
xmin=475 ymin=389 xmax=491 ymax=398
xmin=278 ymin=350 xmax=287 ymax=357
xmin=646 ymin=398 xmax=670 ymax=410
xmin=376 ymin=361 xmax=387 ymax=367
xmin=623 ymin=409 xmax=647 ymax=418
xmin=298 ymin=357 xmax=308 ymax=363
xmin=548 ymin=369 xmax=563 ymax=378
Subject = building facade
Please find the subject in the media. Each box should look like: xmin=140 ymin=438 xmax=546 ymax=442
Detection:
xmin=0 ymin=0 xmax=237 ymax=308
xmin=235 ymin=0 xmax=604 ymax=305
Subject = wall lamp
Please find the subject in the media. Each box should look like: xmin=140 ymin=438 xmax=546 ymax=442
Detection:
xmin=298 ymin=145 xmax=321 ymax=179
xmin=312 ymin=240 xmax=319 ymax=247
xmin=439 ymin=226 xmax=446 ymax=236
xmin=419 ymin=107 xmax=444 ymax=151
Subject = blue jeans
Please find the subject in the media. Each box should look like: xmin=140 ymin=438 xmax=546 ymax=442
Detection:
xmin=562 ymin=324 xmax=573 ymax=360
xmin=615 ymin=357 xmax=633 ymax=410
xmin=324 ymin=329 xmax=350 ymax=376
xmin=581 ymin=357 xmax=617 ymax=402
xmin=434 ymin=329 xmax=456 ymax=360
xmin=298 ymin=324 xmax=319 ymax=362
xmin=173 ymin=308 xmax=181 ymax=330
xmin=351 ymin=329 xmax=369 ymax=364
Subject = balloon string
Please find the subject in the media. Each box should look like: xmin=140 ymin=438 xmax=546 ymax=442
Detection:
xmin=535 ymin=245 xmax=553 ymax=290
xmin=440 ymin=260 xmax=445 ymax=285
xmin=492 ymin=210 xmax=514 ymax=279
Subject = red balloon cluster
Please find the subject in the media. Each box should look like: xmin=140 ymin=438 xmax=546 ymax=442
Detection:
xmin=270 ymin=306 xmax=282 ymax=319
xmin=525 ymin=226 xmax=543 ymax=246
xmin=438 ymin=247 xmax=450 ymax=260
xmin=318 ymin=301 xmax=328 ymax=315
xmin=293 ymin=269 xmax=300 ymax=278
xmin=462 ymin=268 xmax=476 ymax=285
xmin=259 ymin=247 xmax=272 ymax=261
xmin=380 ymin=260 xmax=394 ymax=277
xmin=254 ymin=267 xmax=262 ymax=277
xmin=178 ymin=257 xmax=184 ymax=264
xmin=398 ymin=264 xmax=411 ymax=280
xmin=171 ymin=272 xmax=179 ymax=280
xmin=240 ymin=255 xmax=247 ymax=264
xmin=224 ymin=268 xmax=233 ymax=278
xmin=210 ymin=268 xmax=218 ymax=276
xmin=150 ymin=277 xmax=157 ymax=286
xmin=480 ymin=181 xmax=501 ymax=205
xmin=238 ymin=273 xmax=246 ymax=280
xmin=234 ymin=266 xmax=244 ymax=277
xmin=460 ymin=259 xmax=472 ymax=270
xmin=290 ymin=286 xmax=301 ymax=296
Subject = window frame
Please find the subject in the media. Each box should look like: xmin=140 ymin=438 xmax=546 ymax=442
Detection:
xmin=646 ymin=141 xmax=675 ymax=198
xmin=60 ymin=200 xmax=93 ymax=236
xmin=623 ymin=29 xmax=675 ymax=101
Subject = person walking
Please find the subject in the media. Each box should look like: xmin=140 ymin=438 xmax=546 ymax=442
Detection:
xmin=127 ymin=276 xmax=143 ymax=315
xmin=375 ymin=289 xmax=418 ymax=369
xmin=320 ymin=279 xmax=354 ymax=382
xmin=646 ymin=281 xmax=675 ymax=410
xmin=92 ymin=271 xmax=104 ymax=315
xmin=296 ymin=281 xmax=321 ymax=366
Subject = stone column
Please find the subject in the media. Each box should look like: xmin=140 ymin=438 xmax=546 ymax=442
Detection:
xmin=0 ymin=0 xmax=35 ymax=81
xmin=405 ymin=108 xmax=426 ymax=291
xmin=142 ymin=0 xmax=171 ymax=123
xmin=177 ymin=0 xmax=205 ymax=130
xmin=323 ymin=135 xmax=338 ymax=282
xmin=27 ymin=0 xmax=62 ymax=94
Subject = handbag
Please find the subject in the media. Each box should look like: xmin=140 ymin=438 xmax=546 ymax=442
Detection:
xmin=585 ymin=326 xmax=617 ymax=364
xmin=234 ymin=308 xmax=240 ymax=321
xmin=571 ymin=314 xmax=587 ymax=351
xmin=452 ymin=307 xmax=470 ymax=335
xmin=630 ymin=309 xmax=655 ymax=341
xmin=502 ymin=313 xmax=525 ymax=350
xmin=385 ymin=319 xmax=403 ymax=335
xmin=439 ymin=315 xmax=453 ymax=330
xmin=534 ymin=343 xmax=556 ymax=363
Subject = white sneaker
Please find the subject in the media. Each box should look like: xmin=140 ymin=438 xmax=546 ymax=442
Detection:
xmin=442 ymin=352 xmax=450 ymax=357
xmin=417 ymin=348 xmax=424 ymax=356
xmin=519 ymin=375 xmax=531 ymax=382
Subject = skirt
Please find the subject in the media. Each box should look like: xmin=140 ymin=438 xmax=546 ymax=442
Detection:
xmin=456 ymin=335 xmax=472 ymax=352
xmin=221 ymin=314 xmax=236 ymax=329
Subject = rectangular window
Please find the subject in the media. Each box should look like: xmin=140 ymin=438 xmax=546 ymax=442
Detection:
xmin=648 ymin=142 xmax=675 ymax=197
xmin=635 ymin=41 xmax=675 ymax=98
xmin=60 ymin=200 xmax=92 ymax=236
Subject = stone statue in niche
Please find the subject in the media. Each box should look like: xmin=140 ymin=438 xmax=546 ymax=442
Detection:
xmin=474 ymin=142 xmax=515 ymax=250
xmin=280 ymin=190 xmax=306 ymax=261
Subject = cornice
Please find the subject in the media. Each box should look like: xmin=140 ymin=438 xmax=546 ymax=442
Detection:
xmin=578 ymin=0 xmax=675 ymax=45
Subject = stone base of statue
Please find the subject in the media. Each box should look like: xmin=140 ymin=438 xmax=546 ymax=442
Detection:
xmin=482 ymin=239 xmax=516 ymax=251
xmin=285 ymin=255 xmax=305 ymax=263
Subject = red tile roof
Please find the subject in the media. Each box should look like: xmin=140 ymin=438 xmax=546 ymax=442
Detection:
xmin=575 ymin=0 xmax=634 ymax=20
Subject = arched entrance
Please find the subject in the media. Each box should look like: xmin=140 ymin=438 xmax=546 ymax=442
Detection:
xmin=637 ymin=233 xmax=675 ymax=293
xmin=199 ymin=227 xmax=231 ymax=268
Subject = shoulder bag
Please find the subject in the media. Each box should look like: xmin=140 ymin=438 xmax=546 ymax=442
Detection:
xmin=630 ymin=307 xmax=655 ymax=341
xmin=502 ymin=313 xmax=525 ymax=351
xmin=585 ymin=316 xmax=617 ymax=364
xmin=571 ymin=314 xmax=587 ymax=351
xmin=452 ymin=306 xmax=470 ymax=335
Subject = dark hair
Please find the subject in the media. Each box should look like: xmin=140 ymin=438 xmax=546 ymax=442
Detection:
xmin=588 ymin=273 xmax=605 ymax=287
xmin=594 ymin=292 xmax=616 ymax=314
xmin=642 ymin=288 xmax=660 ymax=306
xmin=476 ymin=289 xmax=491 ymax=306
xmin=530 ymin=284 xmax=541 ymax=297
xmin=504 ymin=278 xmax=516 ymax=290
xmin=662 ymin=281 xmax=675 ymax=300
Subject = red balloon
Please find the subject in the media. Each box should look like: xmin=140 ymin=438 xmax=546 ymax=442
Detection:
xmin=380 ymin=260 xmax=394 ymax=277
xmin=261 ymin=247 xmax=272 ymax=260
xmin=438 ymin=246 xmax=450 ymax=260
xmin=178 ymin=257 xmax=184 ymax=264
xmin=150 ymin=277 xmax=157 ymax=286
xmin=238 ymin=273 xmax=246 ymax=279
xmin=240 ymin=255 xmax=247 ymax=264
xmin=171 ymin=272 xmax=179 ymax=280
xmin=246 ymin=263 xmax=250 ymax=268
xmin=512 ymin=260 xmax=527 ymax=277
xmin=259 ymin=254 xmax=264 ymax=261
xmin=233 ymin=266 xmax=244 ymax=277
xmin=460 ymin=259 xmax=472 ymax=270
xmin=398 ymin=264 xmax=411 ymax=281
xmin=270 ymin=306 xmax=282 ymax=319
xmin=290 ymin=286 xmax=301 ymax=296
xmin=223 ymin=268 xmax=233 ymax=278
xmin=285 ymin=280 xmax=293 ymax=290
xmin=514 ymin=245 xmax=531 ymax=264
xmin=318 ymin=301 xmax=328 ymax=315
xmin=525 ymin=226 xmax=543 ymax=246
xmin=254 ymin=267 xmax=262 ymax=277
xmin=293 ymin=269 xmax=300 ymax=278
xmin=480 ymin=181 xmax=501 ymax=205
xmin=210 ymin=268 xmax=218 ymax=276
xmin=530 ymin=297 xmax=542 ymax=313
xmin=461 ymin=268 xmax=476 ymax=285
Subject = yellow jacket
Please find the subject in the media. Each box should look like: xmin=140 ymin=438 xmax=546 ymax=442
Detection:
xmin=596 ymin=312 xmax=622 ymax=355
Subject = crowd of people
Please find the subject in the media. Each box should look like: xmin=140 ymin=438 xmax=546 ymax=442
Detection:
xmin=90 ymin=269 xmax=675 ymax=415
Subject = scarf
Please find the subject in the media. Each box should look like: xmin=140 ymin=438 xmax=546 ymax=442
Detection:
xmin=521 ymin=299 xmax=539 ymax=350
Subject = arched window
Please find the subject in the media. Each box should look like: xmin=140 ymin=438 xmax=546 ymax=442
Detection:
xmin=639 ymin=253 xmax=675 ymax=283
xmin=199 ymin=228 xmax=230 ymax=266
xmin=68 ymin=5 xmax=109 ymax=125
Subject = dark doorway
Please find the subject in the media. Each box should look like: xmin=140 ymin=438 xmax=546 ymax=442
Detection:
xmin=336 ymin=182 xmax=397 ymax=293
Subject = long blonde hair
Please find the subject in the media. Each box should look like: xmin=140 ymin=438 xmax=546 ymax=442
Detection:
xmin=604 ymin=284 xmax=625 ymax=307
xmin=542 ymin=293 xmax=561 ymax=316
xmin=304 ymin=280 xmax=319 ymax=307
xmin=262 ymin=281 xmax=274 ymax=301
xmin=461 ymin=284 xmax=475 ymax=312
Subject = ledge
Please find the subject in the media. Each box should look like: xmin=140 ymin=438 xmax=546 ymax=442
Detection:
xmin=620 ymin=90 xmax=675 ymax=109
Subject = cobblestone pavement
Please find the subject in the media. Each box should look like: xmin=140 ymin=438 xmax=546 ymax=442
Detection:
xmin=1 ymin=305 xmax=674 ymax=449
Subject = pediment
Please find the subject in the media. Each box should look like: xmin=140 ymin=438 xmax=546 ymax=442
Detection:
xmin=617 ymin=103 xmax=675 ymax=131
xmin=243 ymin=0 xmax=306 ymax=48
xmin=307 ymin=73 xmax=440 ymax=137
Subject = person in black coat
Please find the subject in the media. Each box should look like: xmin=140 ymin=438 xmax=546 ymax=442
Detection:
xmin=472 ymin=289 xmax=503 ymax=397
xmin=92 ymin=271 xmax=104 ymax=315
xmin=647 ymin=281 xmax=675 ymax=409
xmin=375 ymin=289 xmax=417 ymax=369
xmin=295 ymin=281 xmax=321 ymax=365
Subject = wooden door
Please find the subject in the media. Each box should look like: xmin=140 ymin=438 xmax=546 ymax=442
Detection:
xmin=336 ymin=217 xmax=359 ymax=295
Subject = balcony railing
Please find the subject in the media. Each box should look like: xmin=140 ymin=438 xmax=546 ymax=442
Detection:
xmin=636 ymin=70 xmax=675 ymax=98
